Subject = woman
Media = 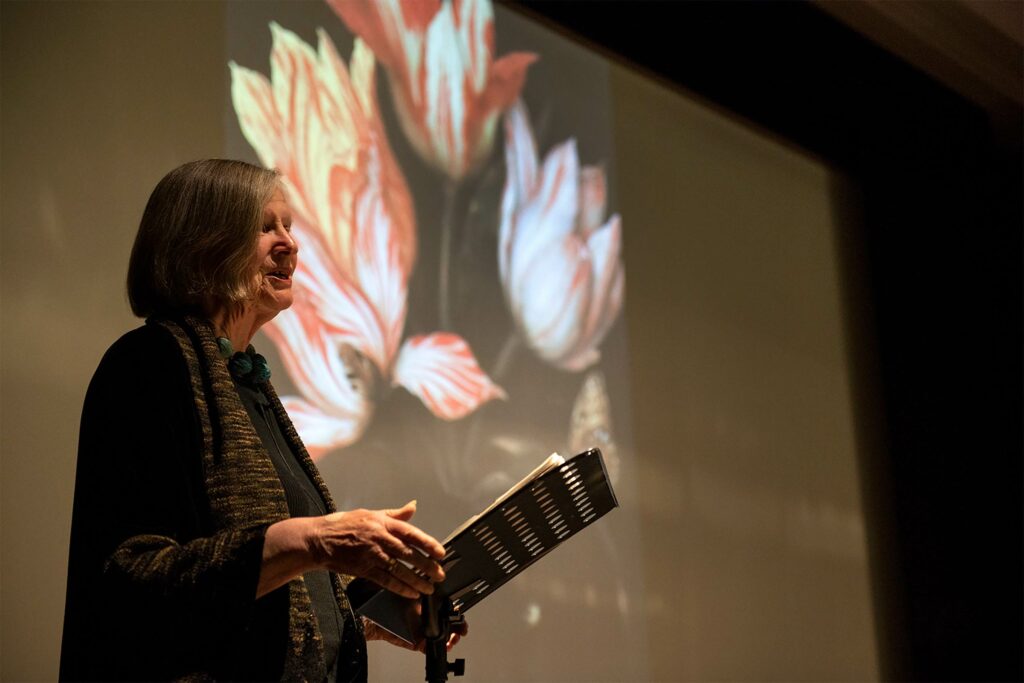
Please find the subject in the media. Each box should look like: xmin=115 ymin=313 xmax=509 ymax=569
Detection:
xmin=60 ymin=159 xmax=457 ymax=681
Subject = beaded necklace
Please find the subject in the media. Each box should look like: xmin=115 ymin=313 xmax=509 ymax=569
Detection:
xmin=216 ymin=337 xmax=271 ymax=386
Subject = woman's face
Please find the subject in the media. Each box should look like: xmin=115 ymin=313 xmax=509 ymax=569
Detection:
xmin=253 ymin=187 xmax=297 ymax=321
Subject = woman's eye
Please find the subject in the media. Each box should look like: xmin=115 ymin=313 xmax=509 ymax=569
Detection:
xmin=262 ymin=223 xmax=275 ymax=233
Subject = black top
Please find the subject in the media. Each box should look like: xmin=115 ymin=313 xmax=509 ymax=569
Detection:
xmin=234 ymin=379 xmax=366 ymax=682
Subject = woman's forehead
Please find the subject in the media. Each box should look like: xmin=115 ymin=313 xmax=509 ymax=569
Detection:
xmin=262 ymin=197 xmax=292 ymax=230
xmin=267 ymin=184 xmax=288 ymax=203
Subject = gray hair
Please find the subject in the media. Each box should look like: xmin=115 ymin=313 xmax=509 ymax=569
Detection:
xmin=127 ymin=159 xmax=281 ymax=318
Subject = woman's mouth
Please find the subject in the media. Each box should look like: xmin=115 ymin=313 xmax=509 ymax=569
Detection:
xmin=265 ymin=269 xmax=292 ymax=285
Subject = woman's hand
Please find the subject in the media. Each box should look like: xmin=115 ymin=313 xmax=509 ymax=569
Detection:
xmin=307 ymin=500 xmax=446 ymax=599
xmin=362 ymin=614 xmax=469 ymax=653
xmin=258 ymin=500 xmax=445 ymax=599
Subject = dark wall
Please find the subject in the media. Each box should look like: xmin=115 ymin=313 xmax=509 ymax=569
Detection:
xmin=506 ymin=2 xmax=1023 ymax=680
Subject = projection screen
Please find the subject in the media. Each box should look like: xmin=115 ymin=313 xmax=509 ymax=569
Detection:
xmin=1 ymin=1 xmax=878 ymax=680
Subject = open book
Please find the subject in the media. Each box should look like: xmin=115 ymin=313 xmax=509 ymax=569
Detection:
xmin=347 ymin=448 xmax=618 ymax=643
xmin=442 ymin=452 xmax=565 ymax=544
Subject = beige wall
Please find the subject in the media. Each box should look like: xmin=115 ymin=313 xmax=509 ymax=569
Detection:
xmin=1 ymin=2 xmax=876 ymax=680
xmin=611 ymin=66 xmax=877 ymax=680
xmin=1 ymin=3 xmax=224 ymax=679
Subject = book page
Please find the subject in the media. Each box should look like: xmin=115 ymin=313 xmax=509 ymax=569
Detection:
xmin=443 ymin=453 xmax=565 ymax=544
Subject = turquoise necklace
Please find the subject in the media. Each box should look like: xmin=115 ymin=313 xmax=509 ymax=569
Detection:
xmin=217 ymin=337 xmax=271 ymax=386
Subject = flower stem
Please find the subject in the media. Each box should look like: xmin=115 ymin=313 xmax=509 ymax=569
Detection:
xmin=439 ymin=180 xmax=457 ymax=330
xmin=490 ymin=333 xmax=521 ymax=381
xmin=457 ymin=334 xmax=521 ymax=473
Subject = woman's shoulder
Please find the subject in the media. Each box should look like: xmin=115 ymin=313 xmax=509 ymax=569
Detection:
xmin=90 ymin=322 xmax=188 ymax=395
xmin=101 ymin=322 xmax=181 ymax=365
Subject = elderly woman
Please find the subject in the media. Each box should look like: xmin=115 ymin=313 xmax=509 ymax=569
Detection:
xmin=60 ymin=159 xmax=455 ymax=681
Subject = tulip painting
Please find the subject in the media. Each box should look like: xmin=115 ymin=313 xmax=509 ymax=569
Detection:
xmin=227 ymin=3 xmax=627 ymax=469
xmin=328 ymin=0 xmax=536 ymax=180
xmin=231 ymin=24 xmax=504 ymax=458
xmin=499 ymin=101 xmax=625 ymax=372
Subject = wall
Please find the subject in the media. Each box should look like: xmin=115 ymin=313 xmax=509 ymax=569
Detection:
xmin=1 ymin=3 xmax=224 ymax=678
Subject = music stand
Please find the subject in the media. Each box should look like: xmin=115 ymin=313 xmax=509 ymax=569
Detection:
xmin=349 ymin=448 xmax=619 ymax=681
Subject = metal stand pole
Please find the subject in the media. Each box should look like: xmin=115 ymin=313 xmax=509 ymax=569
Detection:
xmin=422 ymin=593 xmax=465 ymax=683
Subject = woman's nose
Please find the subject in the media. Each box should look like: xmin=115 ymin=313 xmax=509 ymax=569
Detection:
xmin=275 ymin=225 xmax=297 ymax=252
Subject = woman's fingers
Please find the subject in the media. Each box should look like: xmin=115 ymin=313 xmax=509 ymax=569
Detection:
xmin=371 ymin=556 xmax=438 ymax=598
xmin=443 ymin=614 xmax=469 ymax=650
xmin=370 ymin=564 xmax=421 ymax=599
xmin=391 ymin=556 xmax=438 ymax=594
xmin=386 ymin=518 xmax=446 ymax=559
xmin=346 ymin=506 xmax=444 ymax=561
xmin=362 ymin=608 xmax=468 ymax=654
xmin=315 ymin=505 xmax=448 ymax=596
xmin=398 ymin=547 xmax=446 ymax=583
xmin=373 ymin=519 xmax=446 ymax=582
xmin=382 ymin=499 xmax=418 ymax=521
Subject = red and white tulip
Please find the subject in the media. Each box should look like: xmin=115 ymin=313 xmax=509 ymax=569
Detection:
xmin=329 ymin=0 xmax=536 ymax=180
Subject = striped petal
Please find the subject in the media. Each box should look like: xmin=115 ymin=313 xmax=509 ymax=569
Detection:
xmin=263 ymin=298 xmax=372 ymax=448
xmin=455 ymin=0 xmax=493 ymax=93
xmin=559 ymin=215 xmax=625 ymax=371
xmin=351 ymin=174 xmax=407 ymax=375
xmin=499 ymin=100 xmax=538 ymax=289
xmin=516 ymin=235 xmax=592 ymax=365
xmin=507 ymin=138 xmax=579 ymax=316
xmin=327 ymin=0 xmax=437 ymax=91
xmin=393 ymin=333 xmax=506 ymax=420
xmin=264 ymin=305 xmax=363 ymax=417
xmin=278 ymin=396 xmax=368 ymax=461
xmin=289 ymin=222 xmax=391 ymax=374
xmin=423 ymin=1 xmax=469 ymax=177
xmin=229 ymin=61 xmax=287 ymax=174
xmin=578 ymin=165 xmax=607 ymax=237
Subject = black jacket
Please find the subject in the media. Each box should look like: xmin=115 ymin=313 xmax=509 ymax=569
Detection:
xmin=59 ymin=319 xmax=365 ymax=681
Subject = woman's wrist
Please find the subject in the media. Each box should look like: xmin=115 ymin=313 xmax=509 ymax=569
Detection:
xmin=257 ymin=516 xmax=323 ymax=597
xmin=300 ymin=514 xmax=329 ymax=569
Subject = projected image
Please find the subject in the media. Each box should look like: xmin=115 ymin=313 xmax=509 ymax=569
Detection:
xmin=228 ymin=1 xmax=642 ymax=679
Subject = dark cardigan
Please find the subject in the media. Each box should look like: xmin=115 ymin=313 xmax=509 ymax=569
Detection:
xmin=60 ymin=317 xmax=365 ymax=681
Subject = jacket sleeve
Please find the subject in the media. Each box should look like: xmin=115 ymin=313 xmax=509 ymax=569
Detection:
xmin=61 ymin=326 xmax=273 ymax=681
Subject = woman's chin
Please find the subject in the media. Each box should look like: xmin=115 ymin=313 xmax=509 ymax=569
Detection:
xmin=257 ymin=290 xmax=294 ymax=320
xmin=273 ymin=293 xmax=294 ymax=312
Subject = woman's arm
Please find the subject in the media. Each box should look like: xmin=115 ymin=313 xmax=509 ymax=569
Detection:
xmin=259 ymin=501 xmax=446 ymax=599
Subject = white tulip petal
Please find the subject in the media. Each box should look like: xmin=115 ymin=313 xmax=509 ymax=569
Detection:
xmin=508 ymin=140 xmax=579 ymax=308
xmin=580 ymin=214 xmax=623 ymax=339
xmin=499 ymin=100 xmax=539 ymax=288
xmin=517 ymin=239 xmax=592 ymax=363
xmin=279 ymin=395 xmax=368 ymax=461
xmin=578 ymin=165 xmax=607 ymax=236
xmin=290 ymin=222 xmax=387 ymax=371
xmin=264 ymin=305 xmax=367 ymax=420
xmin=424 ymin=1 xmax=468 ymax=177
xmin=352 ymin=170 xmax=407 ymax=369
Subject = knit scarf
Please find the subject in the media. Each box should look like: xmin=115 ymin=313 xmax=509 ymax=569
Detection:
xmin=158 ymin=315 xmax=360 ymax=681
